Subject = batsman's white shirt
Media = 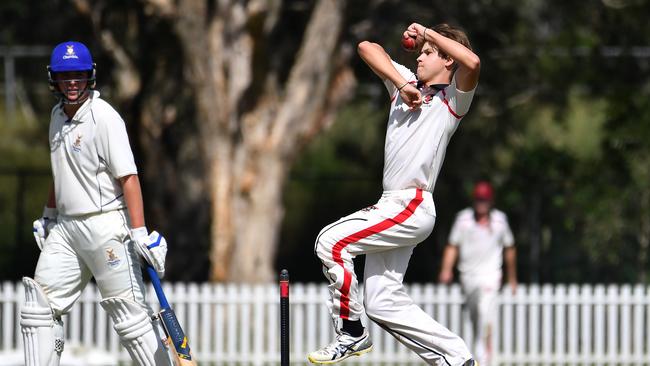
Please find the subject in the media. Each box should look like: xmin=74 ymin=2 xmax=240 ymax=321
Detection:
xmin=448 ymin=208 xmax=514 ymax=279
xmin=49 ymin=90 xmax=137 ymax=216
xmin=382 ymin=61 xmax=475 ymax=192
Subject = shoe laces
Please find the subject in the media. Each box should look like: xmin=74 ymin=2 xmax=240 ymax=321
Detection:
xmin=321 ymin=332 xmax=358 ymax=354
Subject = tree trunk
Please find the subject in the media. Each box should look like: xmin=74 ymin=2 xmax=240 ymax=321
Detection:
xmin=230 ymin=153 xmax=287 ymax=282
xmin=79 ymin=0 xmax=353 ymax=282
xmin=144 ymin=0 xmax=352 ymax=282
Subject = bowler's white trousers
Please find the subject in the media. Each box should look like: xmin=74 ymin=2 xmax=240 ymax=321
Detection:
xmin=34 ymin=209 xmax=146 ymax=316
xmin=315 ymin=188 xmax=472 ymax=366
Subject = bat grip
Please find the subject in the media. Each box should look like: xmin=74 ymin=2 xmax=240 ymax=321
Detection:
xmin=146 ymin=265 xmax=171 ymax=309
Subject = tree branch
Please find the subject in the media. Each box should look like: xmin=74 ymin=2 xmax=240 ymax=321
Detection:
xmin=140 ymin=0 xmax=177 ymax=18
xmin=270 ymin=0 xmax=345 ymax=154
xmin=71 ymin=0 xmax=141 ymax=101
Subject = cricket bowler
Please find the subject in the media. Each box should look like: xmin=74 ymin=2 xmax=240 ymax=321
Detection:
xmin=22 ymin=41 xmax=173 ymax=366
xmin=309 ymin=22 xmax=481 ymax=366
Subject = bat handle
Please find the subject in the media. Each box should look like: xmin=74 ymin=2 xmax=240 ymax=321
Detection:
xmin=146 ymin=265 xmax=171 ymax=309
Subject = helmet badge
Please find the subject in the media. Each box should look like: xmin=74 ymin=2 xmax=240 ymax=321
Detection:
xmin=63 ymin=44 xmax=79 ymax=60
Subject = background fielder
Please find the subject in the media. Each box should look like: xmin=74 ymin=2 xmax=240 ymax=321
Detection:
xmin=439 ymin=181 xmax=518 ymax=366
xmin=309 ymin=22 xmax=481 ymax=365
xmin=22 ymin=41 xmax=172 ymax=366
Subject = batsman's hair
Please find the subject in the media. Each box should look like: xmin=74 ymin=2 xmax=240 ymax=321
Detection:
xmin=430 ymin=23 xmax=472 ymax=72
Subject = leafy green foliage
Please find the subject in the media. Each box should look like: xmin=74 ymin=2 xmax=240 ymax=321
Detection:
xmin=0 ymin=102 xmax=51 ymax=278
xmin=2 ymin=0 xmax=650 ymax=282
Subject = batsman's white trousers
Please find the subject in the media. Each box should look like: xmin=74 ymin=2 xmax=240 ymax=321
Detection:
xmin=315 ymin=188 xmax=473 ymax=366
xmin=34 ymin=209 xmax=147 ymax=316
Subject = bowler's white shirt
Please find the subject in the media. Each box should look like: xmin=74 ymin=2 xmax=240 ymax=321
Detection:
xmin=49 ymin=91 xmax=137 ymax=216
xmin=448 ymin=208 xmax=514 ymax=278
xmin=382 ymin=61 xmax=475 ymax=193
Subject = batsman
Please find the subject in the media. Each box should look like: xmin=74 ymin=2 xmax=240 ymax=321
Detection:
xmin=21 ymin=41 xmax=174 ymax=366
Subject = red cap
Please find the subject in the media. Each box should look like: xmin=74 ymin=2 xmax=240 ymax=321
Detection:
xmin=473 ymin=181 xmax=494 ymax=201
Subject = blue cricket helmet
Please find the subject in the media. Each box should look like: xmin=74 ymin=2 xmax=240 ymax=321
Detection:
xmin=49 ymin=41 xmax=94 ymax=72
xmin=47 ymin=41 xmax=96 ymax=103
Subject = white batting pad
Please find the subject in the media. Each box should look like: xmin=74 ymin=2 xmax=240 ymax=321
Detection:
xmin=100 ymin=297 xmax=171 ymax=366
xmin=20 ymin=277 xmax=64 ymax=366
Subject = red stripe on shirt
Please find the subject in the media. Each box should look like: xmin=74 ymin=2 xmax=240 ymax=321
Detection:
xmin=441 ymin=89 xmax=464 ymax=119
xmin=331 ymin=189 xmax=424 ymax=319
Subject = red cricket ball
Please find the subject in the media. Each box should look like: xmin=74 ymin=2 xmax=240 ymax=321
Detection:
xmin=401 ymin=36 xmax=416 ymax=51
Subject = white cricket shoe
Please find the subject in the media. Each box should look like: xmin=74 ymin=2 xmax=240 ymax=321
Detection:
xmin=307 ymin=329 xmax=373 ymax=364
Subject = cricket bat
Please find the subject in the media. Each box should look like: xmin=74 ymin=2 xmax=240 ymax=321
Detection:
xmin=146 ymin=266 xmax=198 ymax=366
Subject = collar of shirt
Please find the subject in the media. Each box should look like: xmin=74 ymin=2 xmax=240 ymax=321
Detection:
xmin=57 ymin=90 xmax=99 ymax=123
xmin=416 ymin=81 xmax=449 ymax=93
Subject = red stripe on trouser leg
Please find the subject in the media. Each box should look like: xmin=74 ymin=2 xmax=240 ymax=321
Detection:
xmin=331 ymin=189 xmax=424 ymax=319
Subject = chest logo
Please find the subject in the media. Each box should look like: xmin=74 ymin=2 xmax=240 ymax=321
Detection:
xmin=361 ymin=205 xmax=378 ymax=212
xmin=72 ymin=133 xmax=83 ymax=152
xmin=423 ymin=94 xmax=434 ymax=105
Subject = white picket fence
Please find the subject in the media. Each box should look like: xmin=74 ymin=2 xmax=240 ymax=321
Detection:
xmin=1 ymin=282 xmax=649 ymax=365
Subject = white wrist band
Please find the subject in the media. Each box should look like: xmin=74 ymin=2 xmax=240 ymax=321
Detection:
xmin=130 ymin=227 xmax=148 ymax=240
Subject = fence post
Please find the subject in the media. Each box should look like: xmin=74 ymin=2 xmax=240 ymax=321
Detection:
xmin=200 ymin=283 xmax=213 ymax=360
xmin=95 ymin=285 xmax=107 ymax=351
xmin=2 ymin=282 xmax=15 ymax=351
xmin=580 ymin=285 xmax=593 ymax=363
xmin=568 ymin=284 xmax=579 ymax=364
xmin=606 ymin=284 xmax=619 ymax=363
xmin=501 ymin=283 xmax=513 ymax=363
xmin=632 ymin=284 xmax=645 ymax=363
xmin=620 ymin=285 xmax=631 ymax=363
xmin=554 ymin=285 xmax=567 ymax=363
xmin=594 ymin=285 xmax=606 ymax=366
xmin=214 ymin=283 xmax=225 ymax=363
xmin=541 ymin=284 xmax=553 ymax=362
xmin=514 ymin=284 xmax=527 ymax=362
xmin=527 ymin=284 xmax=540 ymax=362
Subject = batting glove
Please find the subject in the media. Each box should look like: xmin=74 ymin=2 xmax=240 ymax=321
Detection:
xmin=131 ymin=227 xmax=168 ymax=278
xmin=33 ymin=207 xmax=58 ymax=251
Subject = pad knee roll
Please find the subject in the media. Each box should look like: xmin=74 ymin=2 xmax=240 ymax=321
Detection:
xmin=100 ymin=297 xmax=171 ymax=366
xmin=20 ymin=277 xmax=64 ymax=366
